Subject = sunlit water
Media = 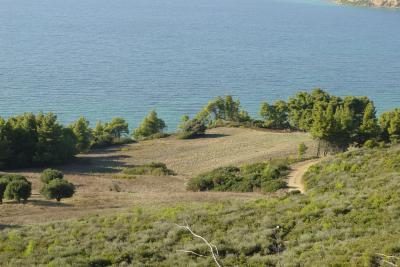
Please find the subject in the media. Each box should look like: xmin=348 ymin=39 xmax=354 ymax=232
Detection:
xmin=0 ymin=0 xmax=399 ymax=130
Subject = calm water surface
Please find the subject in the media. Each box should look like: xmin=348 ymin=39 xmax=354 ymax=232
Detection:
xmin=0 ymin=0 xmax=399 ymax=129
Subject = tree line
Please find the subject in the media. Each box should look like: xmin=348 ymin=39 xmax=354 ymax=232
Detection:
xmin=0 ymin=111 xmax=167 ymax=169
xmin=179 ymin=89 xmax=400 ymax=153
xmin=1 ymin=88 xmax=400 ymax=168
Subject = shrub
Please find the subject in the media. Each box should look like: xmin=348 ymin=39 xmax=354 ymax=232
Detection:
xmin=187 ymin=162 xmax=288 ymax=193
xmin=4 ymin=179 xmax=32 ymax=203
xmin=40 ymin=179 xmax=75 ymax=202
xmin=0 ymin=174 xmax=28 ymax=204
xmin=298 ymin=143 xmax=308 ymax=159
xmin=123 ymin=163 xmax=175 ymax=176
xmin=40 ymin=169 xmax=64 ymax=184
xmin=363 ymin=139 xmax=378 ymax=149
xmin=262 ymin=180 xmax=287 ymax=193
xmin=177 ymin=118 xmax=207 ymax=139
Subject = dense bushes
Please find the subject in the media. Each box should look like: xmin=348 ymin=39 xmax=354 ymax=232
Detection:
xmin=187 ymin=162 xmax=289 ymax=193
xmin=177 ymin=116 xmax=207 ymax=139
xmin=0 ymin=174 xmax=31 ymax=204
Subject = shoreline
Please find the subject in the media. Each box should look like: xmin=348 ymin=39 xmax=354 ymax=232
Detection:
xmin=333 ymin=0 xmax=400 ymax=9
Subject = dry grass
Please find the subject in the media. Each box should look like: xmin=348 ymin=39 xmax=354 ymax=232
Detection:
xmin=0 ymin=127 xmax=316 ymax=225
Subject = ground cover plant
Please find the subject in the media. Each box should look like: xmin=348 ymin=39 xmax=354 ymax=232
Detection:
xmin=187 ymin=160 xmax=291 ymax=193
xmin=3 ymin=146 xmax=400 ymax=265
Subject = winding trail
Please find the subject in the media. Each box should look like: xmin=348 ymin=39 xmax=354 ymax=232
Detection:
xmin=287 ymin=159 xmax=321 ymax=193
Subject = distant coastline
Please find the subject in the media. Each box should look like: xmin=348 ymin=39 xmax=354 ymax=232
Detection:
xmin=335 ymin=0 xmax=400 ymax=8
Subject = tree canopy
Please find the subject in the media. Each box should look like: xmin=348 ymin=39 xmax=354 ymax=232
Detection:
xmin=133 ymin=110 xmax=166 ymax=140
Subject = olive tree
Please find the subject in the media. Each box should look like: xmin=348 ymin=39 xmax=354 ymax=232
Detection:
xmin=41 ymin=179 xmax=75 ymax=202
xmin=4 ymin=178 xmax=32 ymax=203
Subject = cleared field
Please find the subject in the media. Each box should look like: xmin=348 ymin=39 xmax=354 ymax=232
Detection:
xmin=0 ymin=127 xmax=316 ymax=226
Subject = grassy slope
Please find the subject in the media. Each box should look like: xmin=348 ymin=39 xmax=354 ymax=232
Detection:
xmin=1 ymin=146 xmax=400 ymax=266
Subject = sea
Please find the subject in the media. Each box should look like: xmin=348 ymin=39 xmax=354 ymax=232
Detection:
xmin=1 ymin=0 xmax=399 ymax=130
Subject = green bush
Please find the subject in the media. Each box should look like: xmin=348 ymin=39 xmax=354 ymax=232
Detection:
xmin=177 ymin=117 xmax=207 ymax=139
xmin=4 ymin=178 xmax=31 ymax=203
xmin=363 ymin=139 xmax=378 ymax=149
xmin=123 ymin=163 xmax=175 ymax=176
xmin=40 ymin=179 xmax=75 ymax=202
xmin=0 ymin=175 xmax=27 ymax=203
xmin=187 ymin=162 xmax=288 ymax=193
xmin=40 ymin=169 xmax=64 ymax=184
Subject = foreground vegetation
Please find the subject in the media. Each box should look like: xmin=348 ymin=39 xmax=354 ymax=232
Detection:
xmin=1 ymin=146 xmax=400 ymax=266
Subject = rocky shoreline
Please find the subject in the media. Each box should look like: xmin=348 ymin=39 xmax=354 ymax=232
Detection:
xmin=336 ymin=0 xmax=400 ymax=8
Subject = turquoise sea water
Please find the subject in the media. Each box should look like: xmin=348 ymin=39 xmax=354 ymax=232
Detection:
xmin=0 ymin=0 xmax=399 ymax=129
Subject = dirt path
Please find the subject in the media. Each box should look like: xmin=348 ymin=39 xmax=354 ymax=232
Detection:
xmin=287 ymin=159 xmax=321 ymax=193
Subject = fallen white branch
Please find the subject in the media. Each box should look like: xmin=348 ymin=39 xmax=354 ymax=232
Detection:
xmin=376 ymin=253 xmax=399 ymax=267
xmin=177 ymin=249 xmax=206 ymax=257
xmin=376 ymin=253 xmax=400 ymax=260
xmin=176 ymin=222 xmax=221 ymax=267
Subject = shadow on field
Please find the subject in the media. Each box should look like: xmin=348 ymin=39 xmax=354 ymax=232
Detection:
xmin=63 ymin=149 xmax=135 ymax=175
xmin=29 ymin=199 xmax=73 ymax=207
xmin=0 ymin=224 xmax=21 ymax=230
xmin=193 ymin=133 xmax=229 ymax=139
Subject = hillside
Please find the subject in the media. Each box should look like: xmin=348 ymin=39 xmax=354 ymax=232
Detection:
xmin=0 ymin=127 xmax=315 ymax=225
xmin=1 ymin=145 xmax=400 ymax=266
xmin=336 ymin=0 xmax=400 ymax=8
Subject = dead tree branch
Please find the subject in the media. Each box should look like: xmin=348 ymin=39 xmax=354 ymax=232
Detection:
xmin=176 ymin=222 xmax=221 ymax=267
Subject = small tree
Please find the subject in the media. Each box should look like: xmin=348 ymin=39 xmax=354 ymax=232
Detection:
xmin=298 ymin=143 xmax=308 ymax=159
xmin=71 ymin=116 xmax=92 ymax=152
xmin=260 ymin=100 xmax=289 ymax=129
xmin=133 ymin=110 xmax=166 ymax=140
xmin=41 ymin=169 xmax=64 ymax=184
xmin=105 ymin=118 xmax=129 ymax=139
xmin=4 ymin=179 xmax=32 ymax=203
xmin=41 ymin=179 xmax=75 ymax=202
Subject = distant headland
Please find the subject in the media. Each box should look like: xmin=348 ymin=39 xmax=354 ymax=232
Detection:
xmin=336 ymin=0 xmax=400 ymax=8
